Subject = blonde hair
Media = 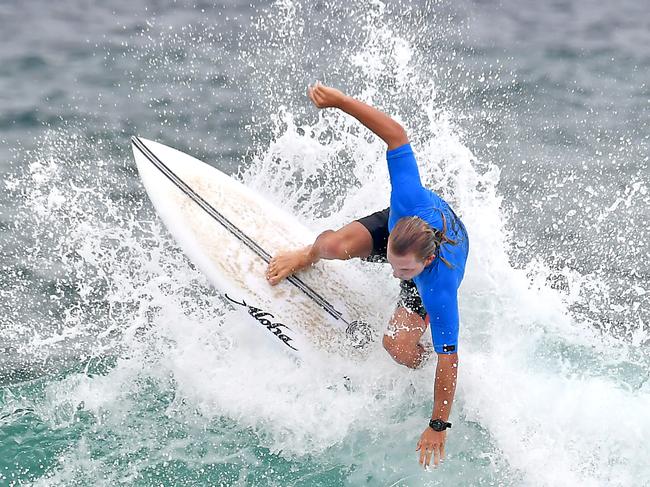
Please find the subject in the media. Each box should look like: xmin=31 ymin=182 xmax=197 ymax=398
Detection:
xmin=389 ymin=214 xmax=457 ymax=268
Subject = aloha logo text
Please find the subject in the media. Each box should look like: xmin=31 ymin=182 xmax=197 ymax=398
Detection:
xmin=225 ymin=295 xmax=298 ymax=351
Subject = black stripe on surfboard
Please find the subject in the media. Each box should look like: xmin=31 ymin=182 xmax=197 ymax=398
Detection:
xmin=131 ymin=136 xmax=352 ymax=326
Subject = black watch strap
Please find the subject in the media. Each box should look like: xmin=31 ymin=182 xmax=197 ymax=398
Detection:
xmin=429 ymin=418 xmax=452 ymax=431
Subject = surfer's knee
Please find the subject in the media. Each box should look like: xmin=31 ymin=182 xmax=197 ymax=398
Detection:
xmin=382 ymin=334 xmax=424 ymax=369
xmin=382 ymin=333 xmax=408 ymax=357
xmin=382 ymin=333 xmax=396 ymax=354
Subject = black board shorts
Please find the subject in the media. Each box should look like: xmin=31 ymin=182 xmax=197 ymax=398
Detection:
xmin=356 ymin=208 xmax=427 ymax=320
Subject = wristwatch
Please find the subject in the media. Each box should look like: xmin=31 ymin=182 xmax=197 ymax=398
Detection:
xmin=429 ymin=418 xmax=452 ymax=432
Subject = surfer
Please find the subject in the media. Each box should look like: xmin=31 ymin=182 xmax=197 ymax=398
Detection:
xmin=265 ymin=82 xmax=469 ymax=469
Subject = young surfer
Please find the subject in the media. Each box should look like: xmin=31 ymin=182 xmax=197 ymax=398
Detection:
xmin=265 ymin=82 xmax=469 ymax=468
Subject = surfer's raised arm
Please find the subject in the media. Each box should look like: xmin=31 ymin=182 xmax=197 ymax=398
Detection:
xmin=308 ymin=82 xmax=428 ymax=211
xmin=307 ymin=82 xmax=409 ymax=151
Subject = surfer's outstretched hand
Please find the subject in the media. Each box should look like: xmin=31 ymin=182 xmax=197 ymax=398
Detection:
xmin=308 ymin=81 xmax=346 ymax=109
xmin=416 ymin=427 xmax=446 ymax=469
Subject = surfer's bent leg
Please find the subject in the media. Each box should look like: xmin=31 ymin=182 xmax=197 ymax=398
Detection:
xmin=266 ymin=220 xmax=374 ymax=285
xmin=355 ymin=209 xmax=432 ymax=368
xmin=383 ymin=280 xmax=430 ymax=369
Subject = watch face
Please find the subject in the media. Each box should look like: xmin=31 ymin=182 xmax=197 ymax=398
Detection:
xmin=429 ymin=419 xmax=445 ymax=431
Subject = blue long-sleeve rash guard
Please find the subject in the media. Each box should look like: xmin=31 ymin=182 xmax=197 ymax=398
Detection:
xmin=387 ymin=143 xmax=469 ymax=354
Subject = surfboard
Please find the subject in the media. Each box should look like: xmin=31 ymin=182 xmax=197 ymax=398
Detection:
xmin=131 ymin=137 xmax=379 ymax=359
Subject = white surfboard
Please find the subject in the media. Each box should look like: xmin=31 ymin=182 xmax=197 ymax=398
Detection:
xmin=131 ymin=137 xmax=379 ymax=359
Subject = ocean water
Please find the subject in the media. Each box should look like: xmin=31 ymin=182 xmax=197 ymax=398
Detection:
xmin=0 ymin=0 xmax=648 ymax=486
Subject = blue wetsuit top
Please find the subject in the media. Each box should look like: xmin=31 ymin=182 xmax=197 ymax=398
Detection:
xmin=387 ymin=144 xmax=469 ymax=354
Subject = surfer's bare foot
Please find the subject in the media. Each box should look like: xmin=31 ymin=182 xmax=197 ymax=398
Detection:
xmin=266 ymin=246 xmax=314 ymax=285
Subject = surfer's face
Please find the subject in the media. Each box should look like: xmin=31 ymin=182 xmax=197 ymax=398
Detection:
xmin=387 ymin=245 xmax=432 ymax=280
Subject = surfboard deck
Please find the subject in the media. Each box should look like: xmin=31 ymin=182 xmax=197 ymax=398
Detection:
xmin=131 ymin=137 xmax=380 ymax=359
